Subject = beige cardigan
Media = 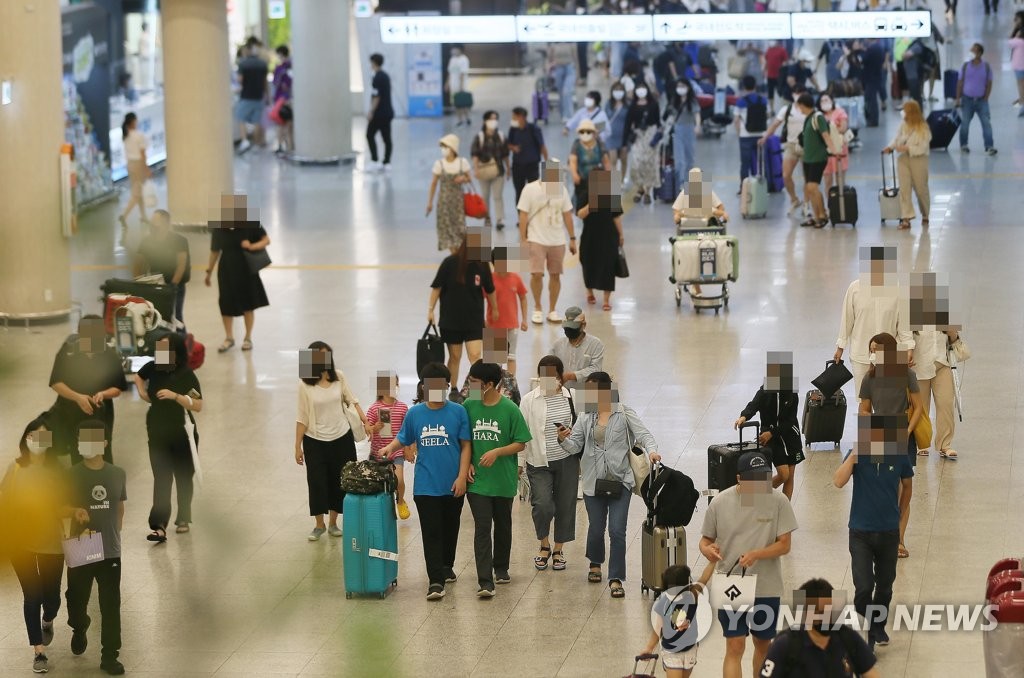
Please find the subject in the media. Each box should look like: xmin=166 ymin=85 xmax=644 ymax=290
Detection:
xmin=297 ymin=372 xmax=360 ymax=438
xmin=890 ymin=122 xmax=932 ymax=157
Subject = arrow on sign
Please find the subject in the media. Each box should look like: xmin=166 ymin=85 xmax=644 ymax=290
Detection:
xmin=661 ymin=22 xmax=670 ymax=32
xmin=916 ymin=20 xmax=924 ymax=28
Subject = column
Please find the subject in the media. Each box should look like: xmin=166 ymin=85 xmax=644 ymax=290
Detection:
xmin=161 ymin=0 xmax=233 ymax=226
xmin=0 ymin=1 xmax=70 ymax=318
xmin=291 ymin=0 xmax=352 ymax=163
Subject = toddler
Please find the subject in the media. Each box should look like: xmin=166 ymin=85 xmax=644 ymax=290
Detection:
xmin=641 ymin=562 xmax=715 ymax=677
xmin=366 ymin=371 xmax=411 ymax=519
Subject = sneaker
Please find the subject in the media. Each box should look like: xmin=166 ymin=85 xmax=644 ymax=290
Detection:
xmin=787 ymin=199 xmax=803 ymax=215
xmin=308 ymin=527 xmax=326 ymax=541
xmin=237 ymin=139 xmax=252 ymax=154
xmin=546 ymin=311 xmax=562 ymax=323
xmin=985 ymin=148 xmax=998 ymax=156
xmin=494 ymin=572 xmax=511 ymax=584
xmin=382 ymin=163 xmax=392 ymax=172
xmin=531 ymin=311 xmax=544 ymax=325
xmin=476 ymin=586 xmax=496 ymax=598
xmin=444 ymin=569 xmax=458 ymax=583
xmin=100 ymin=659 xmax=125 ymax=676
xmin=397 ymin=501 xmax=411 ymax=520
xmin=364 ymin=161 xmax=381 ymax=172
xmin=33 ymin=654 xmax=48 ymax=674
xmin=874 ymin=628 xmax=890 ymax=646
xmin=70 ymin=629 xmax=87 ymax=655
xmin=961 ymin=146 xmax=970 ymax=153
xmin=41 ymin=619 xmax=53 ymax=647
xmin=327 ymin=525 xmax=343 ymax=537
xmin=426 ymin=584 xmax=445 ymax=600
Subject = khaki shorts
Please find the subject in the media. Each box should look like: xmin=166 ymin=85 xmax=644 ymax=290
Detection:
xmin=783 ymin=141 xmax=804 ymax=162
xmin=528 ymin=242 xmax=566 ymax=275
xmin=663 ymin=646 xmax=698 ymax=670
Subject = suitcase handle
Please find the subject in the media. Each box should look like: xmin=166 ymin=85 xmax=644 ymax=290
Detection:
xmin=736 ymin=421 xmax=761 ymax=446
xmin=880 ymin=150 xmax=898 ymax=191
xmin=634 ymin=653 xmax=659 ymax=662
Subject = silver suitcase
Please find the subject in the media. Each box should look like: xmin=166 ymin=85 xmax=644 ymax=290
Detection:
xmin=640 ymin=522 xmax=687 ymax=596
xmin=879 ymin=151 xmax=901 ymax=224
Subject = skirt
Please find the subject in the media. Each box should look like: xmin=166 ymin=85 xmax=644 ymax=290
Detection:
xmin=629 ymin=127 xmax=661 ymax=190
xmin=579 ymin=212 xmax=618 ymax=292
xmin=127 ymin=159 xmax=147 ymax=200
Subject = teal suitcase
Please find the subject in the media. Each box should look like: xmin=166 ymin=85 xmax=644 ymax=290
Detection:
xmin=343 ymin=493 xmax=399 ymax=599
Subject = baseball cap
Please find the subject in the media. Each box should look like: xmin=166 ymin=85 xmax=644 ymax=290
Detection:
xmin=562 ymin=306 xmax=585 ymax=329
xmin=737 ymin=451 xmax=771 ymax=478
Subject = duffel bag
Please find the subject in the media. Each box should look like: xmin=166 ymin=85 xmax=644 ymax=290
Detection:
xmin=341 ymin=460 xmax=397 ymax=495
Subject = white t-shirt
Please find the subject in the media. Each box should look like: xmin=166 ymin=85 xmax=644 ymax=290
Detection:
xmin=309 ymin=381 xmax=350 ymax=441
xmin=775 ymin=103 xmax=807 ymax=146
xmin=672 ymin=189 xmax=724 ymax=218
xmin=124 ymin=129 xmax=148 ymax=162
xmin=517 ymin=181 xmax=573 ymax=247
xmin=432 ymin=157 xmax=471 ymax=176
xmin=448 ymin=54 xmax=470 ymax=92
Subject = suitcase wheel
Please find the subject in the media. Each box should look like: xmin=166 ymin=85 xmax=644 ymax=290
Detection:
xmin=379 ymin=592 xmax=387 ymax=599
xmin=674 ymin=287 xmax=682 ymax=307
xmin=346 ymin=592 xmax=353 ymax=599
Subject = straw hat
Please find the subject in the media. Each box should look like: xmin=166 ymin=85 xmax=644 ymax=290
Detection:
xmin=439 ymin=133 xmax=459 ymax=154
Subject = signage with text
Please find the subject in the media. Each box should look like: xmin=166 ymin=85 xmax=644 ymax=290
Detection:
xmin=379 ymin=15 xmax=517 ymax=44
xmin=515 ymin=14 xmax=653 ymax=42
xmin=790 ymin=10 xmax=931 ymax=39
xmin=655 ymin=13 xmax=792 ymax=41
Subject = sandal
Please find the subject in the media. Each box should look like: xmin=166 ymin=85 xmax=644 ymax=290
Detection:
xmin=586 ymin=294 xmax=597 ymax=305
xmin=217 ymin=339 xmax=235 ymax=353
xmin=800 ymin=218 xmax=817 ymax=228
xmin=588 ymin=565 xmax=602 ymax=583
xmin=241 ymin=339 xmax=253 ymax=351
xmin=602 ymin=303 xmax=612 ymax=311
xmin=918 ymin=448 xmax=930 ymax=456
xmin=813 ymin=219 xmax=829 ymax=229
xmin=898 ymin=543 xmax=910 ymax=559
xmin=921 ymin=218 xmax=930 ymax=228
xmin=175 ymin=524 xmax=190 ymax=534
xmin=552 ymin=551 xmax=567 ymax=571
xmin=534 ymin=545 xmax=551 ymax=570
xmin=147 ymin=529 xmax=167 ymax=543
xmin=609 ymin=580 xmax=625 ymax=598
xmin=940 ymin=449 xmax=958 ymax=460
xmin=897 ymin=219 xmax=912 ymax=230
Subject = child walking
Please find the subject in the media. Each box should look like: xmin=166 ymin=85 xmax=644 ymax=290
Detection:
xmin=641 ymin=562 xmax=715 ymax=677
xmin=486 ymin=246 xmax=529 ymax=376
xmin=366 ymin=371 xmax=411 ymax=520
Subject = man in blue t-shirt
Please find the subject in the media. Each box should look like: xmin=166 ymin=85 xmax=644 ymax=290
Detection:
xmin=832 ymin=414 xmax=914 ymax=650
xmin=378 ymin=362 xmax=471 ymax=601
xmin=508 ymin=106 xmax=549 ymax=205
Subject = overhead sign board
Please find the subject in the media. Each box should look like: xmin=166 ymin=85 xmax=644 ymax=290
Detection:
xmin=791 ymin=10 xmax=931 ymax=39
xmin=654 ymin=12 xmax=791 ymax=41
xmin=379 ymin=15 xmax=518 ymax=44
xmin=515 ymin=14 xmax=653 ymax=42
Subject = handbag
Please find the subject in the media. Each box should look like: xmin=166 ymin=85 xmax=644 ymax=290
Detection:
xmin=477 ymin=160 xmax=499 ymax=181
xmin=453 ymin=90 xmax=474 ymax=109
xmin=727 ymin=54 xmax=747 ymax=80
xmin=907 ymin=389 xmax=932 ymax=450
xmin=243 ymin=248 xmax=272 ymax=274
xmin=62 ymin=530 xmax=105 ymax=569
xmin=594 ymin=477 xmax=623 ymax=498
xmin=709 ymin=558 xmax=758 ymax=612
xmin=462 ymin=182 xmax=488 ymax=219
xmin=416 ymin=323 xmax=446 ymax=376
xmin=343 ymin=387 xmax=367 ymax=443
xmin=615 ymin=247 xmax=630 ymax=279
xmin=949 ymin=335 xmax=971 ymax=363
xmin=626 ymin=424 xmax=652 ymax=496
xmin=811 ymin=360 xmax=853 ymax=399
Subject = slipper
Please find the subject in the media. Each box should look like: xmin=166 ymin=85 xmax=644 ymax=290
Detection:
xmin=602 ymin=303 xmax=612 ymax=311
xmin=147 ymin=529 xmax=167 ymax=544
xmin=609 ymin=581 xmax=625 ymax=598
xmin=898 ymin=543 xmax=910 ymax=559
xmin=217 ymin=339 xmax=235 ymax=353
xmin=175 ymin=525 xmax=190 ymax=534
xmin=940 ymin=449 xmax=958 ymax=460
xmin=241 ymin=339 xmax=253 ymax=351
xmin=918 ymin=448 xmax=930 ymax=457
xmin=586 ymin=295 xmax=596 ymax=305
xmin=531 ymin=311 xmax=544 ymax=325
xmin=546 ymin=311 xmax=562 ymax=323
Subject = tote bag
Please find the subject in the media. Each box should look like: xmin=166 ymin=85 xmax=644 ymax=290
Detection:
xmin=343 ymin=386 xmax=367 ymax=443
xmin=710 ymin=558 xmax=758 ymax=613
xmin=625 ymin=424 xmax=651 ymax=496
xmin=63 ymin=530 xmax=105 ymax=569
xmin=463 ymin=182 xmax=488 ymax=219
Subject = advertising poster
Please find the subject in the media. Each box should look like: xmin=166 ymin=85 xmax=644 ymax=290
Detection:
xmin=406 ymin=45 xmax=443 ymax=117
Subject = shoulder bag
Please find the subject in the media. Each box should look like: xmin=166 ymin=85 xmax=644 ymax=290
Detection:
xmin=244 ymin=248 xmax=272 ymax=274
xmin=625 ymin=419 xmax=652 ymax=497
xmin=462 ymin=172 xmax=488 ymax=219
xmin=340 ymin=375 xmax=367 ymax=442
xmin=906 ymin=388 xmax=932 ymax=450
xmin=475 ymin=132 xmax=500 ymax=181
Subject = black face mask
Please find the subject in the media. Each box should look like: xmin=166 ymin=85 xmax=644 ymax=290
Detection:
xmin=564 ymin=327 xmax=582 ymax=341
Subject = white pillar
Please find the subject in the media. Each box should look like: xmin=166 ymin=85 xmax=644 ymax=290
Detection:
xmin=161 ymin=0 xmax=234 ymax=226
xmin=0 ymin=0 xmax=70 ymax=318
xmin=291 ymin=0 xmax=352 ymax=162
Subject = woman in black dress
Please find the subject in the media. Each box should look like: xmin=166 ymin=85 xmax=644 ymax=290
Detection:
xmin=204 ymin=199 xmax=270 ymax=353
xmin=576 ymin=170 xmax=624 ymax=312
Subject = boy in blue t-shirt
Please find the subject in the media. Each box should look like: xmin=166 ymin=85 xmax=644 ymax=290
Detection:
xmin=377 ymin=363 xmax=471 ymax=601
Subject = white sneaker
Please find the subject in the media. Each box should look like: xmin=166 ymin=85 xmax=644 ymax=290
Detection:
xmin=547 ymin=311 xmax=562 ymax=323
xmin=531 ymin=311 xmax=544 ymax=324
xmin=237 ymin=140 xmax=252 ymax=154
xmin=382 ymin=163 xmax=392 ymax=172
xmin=364 ymin=161 xmax=382 ymax=173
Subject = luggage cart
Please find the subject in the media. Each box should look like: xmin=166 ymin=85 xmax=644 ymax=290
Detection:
xmin=668 ymin=218 xmax=736 ymax=314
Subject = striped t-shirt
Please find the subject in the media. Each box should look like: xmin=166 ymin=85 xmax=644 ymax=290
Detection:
xmin=544 ymin=395 xmax=573 ymax=463
xmin=366 ymin=399 xmax=410 ymax=458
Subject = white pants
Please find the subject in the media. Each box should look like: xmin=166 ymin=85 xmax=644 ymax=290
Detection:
xmin=478 ymin=175 xmax=506 ymax=225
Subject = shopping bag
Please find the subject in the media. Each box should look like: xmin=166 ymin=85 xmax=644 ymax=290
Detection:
xmin=185 ymin=410 xmax=203 ymax=489
xmin=62 ymin=530 xmax=105 ymax=569
xmin=463 ymin=184 xmax=488 ymax=219
xmin=710 ymin=558 xmax=758 ymax=612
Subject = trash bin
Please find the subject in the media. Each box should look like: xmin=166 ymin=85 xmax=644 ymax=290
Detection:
xmin=985 ymin=591 xmax=1024 ymax=677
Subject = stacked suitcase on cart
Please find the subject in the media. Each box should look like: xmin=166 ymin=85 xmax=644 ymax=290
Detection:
xmin=668 ymin=218 xmax=739 ymax=313
xmin=101 ymin=277 xmax=178 ymax=372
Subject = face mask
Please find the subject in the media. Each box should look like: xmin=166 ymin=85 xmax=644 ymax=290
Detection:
xmin=612 ymin=90 xmax=625 ymax=101
xmin=820 ymin=101 xmax=833 ymax=112
xmin=971 ymin=52 xmax=979 ymax=60
xmin=485 ymin=119 xmax=498 ymax=130
xmin=512 ymin=119 xmax=524 ymax=128
xmin=27 ymin=440 xmax=48 ymax=455
xmin=635 ymin=88 xmax=648 ymax=99
xmin=539 ymin=376 xmax=560 ymax=393
xmin=676 ymin=87 xmax=688 ymax=96
xmin=441 ymin=148 xmax=452 ymax=159
xmin=564 ymin=327 xmax=582 ymax=341
xmin=869 ymin=352 xmax=877 ymax=365
xmin=579 ymin=131 xmax=594 ymax=140
xmin=584 ymin=97 xmax=596 ymax=109
xmin=78 ymin=442 xmax=104 ymax=459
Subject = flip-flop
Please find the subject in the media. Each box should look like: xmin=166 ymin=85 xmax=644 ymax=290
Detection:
xmin=609 ymin=581 xmax=625 ymax=598
xmin=217 ymin=339 xmax=235 ymax=353
xmin=918 ymin=449 xmax=930 ymax=456
xmin=602 ymin=303 xmax=612 ymax=311
xmin=898 ymin=543 xmax=910 ymax=559
xmin=940 ymin=450 xmax=958 ymax=460
xmin=147 ymin=530 xmax=167 ymax=543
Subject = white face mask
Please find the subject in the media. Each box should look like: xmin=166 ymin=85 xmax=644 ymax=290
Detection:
xmin=612 ymin=90 xmax=625 ymax=101
xmin=512 ymin=119 xmax=524 ymax=128
xmin=485 ymin=119 xmax=498 ymax=130
xmin=579 ymin=131 xmax=594 ymax=140
xmin=441 ymin=147 xmax=452 ymax=159
xmin=820 ymin=101 xmax=833 ymax=112
xmin=676 ymin=87 xmax=688 ymax=97
xmin=869 ymin=352 xmax=878 ymax=366
xmin=635 ymin=88 xmax=648 ymax=99
xmin=539 ymin=376 xmax=560 ymax=393
xmin=78 ymin=442 xmax=105 ymax=459
xmin=584 ymin=97 xmax=596 ymax=109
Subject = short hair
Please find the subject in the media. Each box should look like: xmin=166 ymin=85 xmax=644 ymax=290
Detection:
xmin=418 ymin=361 xmax=451 ymax=382
xmin=741 ymin=75 xmax=757 ymax=91
xmin=796 ymin=93 xmax=815 ymax=109
xmin=662 ymin=565 xmax=692 ymax=590
xmin=585 ymin=371 xmax=613 ymax=389
xmin=468 ymin=360 xmax=503 ymax=387
xmin=77 ymin=419 xmax=105 ymax=434
xmin=370 ymin=53 xmax=384 ymax=67
xmin=491 ymin=246 xmax=509 ymax=263
xmin=512 ymin=106 xmax=528 ymax=118
xmin=276 ymin=45 xmax=290 ymax=58
xmin=799 ymin=578 xmax=835 ymax=601
xmin=537 ymin=355 xmax=565 ymax=380
xmin=972 ymin=43 xmax=984 ymax=55
xmin=245 ymin=36 xmax=262 ymax=49
xmin=585 ymin=90 xmax=602 ymax=106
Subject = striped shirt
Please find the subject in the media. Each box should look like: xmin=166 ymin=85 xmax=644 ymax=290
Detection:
xmin=366 ymin=399 xmax=410 ymax=458
xmin=544 ymin=395 xmax=573 ymax=463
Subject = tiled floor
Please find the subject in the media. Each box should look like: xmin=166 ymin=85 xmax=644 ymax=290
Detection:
xmin=2 ymin=5 xmax=1023 ymax=677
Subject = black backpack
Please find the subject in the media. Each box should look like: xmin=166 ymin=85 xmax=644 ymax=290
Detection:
xmin=743 ymin=94 xmax=768 ymax=133
xmin=641 ymin=463 xmax=700 ymax=527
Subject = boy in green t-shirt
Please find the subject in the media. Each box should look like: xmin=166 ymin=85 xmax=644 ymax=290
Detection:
xmin=795 ymin=93 xmax=833 ymax=229
xmin=464 ymin=361 xmax=532 ymax=597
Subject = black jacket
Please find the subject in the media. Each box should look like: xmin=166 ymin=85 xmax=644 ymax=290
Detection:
xmin=740 ymin=387 xmax=800 ymax=434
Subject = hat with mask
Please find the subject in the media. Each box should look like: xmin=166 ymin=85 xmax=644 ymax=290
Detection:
xmin=737 ymin=450 xmax=771 ymax=478
xmin=577 ymin=119 xmax=597 ymax=134
xmin=439 ymin=134 xmax=460 ymax=155
xmin=562 ymin=306 xmax=585 ymax=330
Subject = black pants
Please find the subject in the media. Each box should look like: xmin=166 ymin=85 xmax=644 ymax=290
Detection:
xmin=944 ymin=0 xmax=957 ymax=13
xmin=366 ymin=116 xmax=393 ymax=163
xmin=863 ymin=76 xmax=883 ymax=127
xmin=11 ymin=551 xmax=64 ymax=646
xmin=304 ymin=431 xmax=355 ymax=516
xmin=174 ymin=284 xmax=186 ymax=325
xmin=413 ymin=494 xmax=465 ymax=587
xmin=467 ymin=493 xmax=513 ymax=588
xmin=66 ymin=558 xmax=121 ymax=661
xmin=849 ymin=529 xmax=899 ymax=635
xmin=982 ymin=0 xmax=997 ymax=12
xmin=512 ymin=162 xmax=540 ymax=206
xmin=148 ymin=433 xmax=195 ymax=530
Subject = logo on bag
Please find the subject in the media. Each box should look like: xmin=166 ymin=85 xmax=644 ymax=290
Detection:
xmin=91 ymin=485 xmax=107 ymax=502
xmin=725 ymin=584 xmax=743 ymax=601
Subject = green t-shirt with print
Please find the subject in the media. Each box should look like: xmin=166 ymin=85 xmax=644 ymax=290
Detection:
xmin=464 ymin=396 xmax=532 ymax=498
xmin=801 ymin=112 xmax=831 ymax=164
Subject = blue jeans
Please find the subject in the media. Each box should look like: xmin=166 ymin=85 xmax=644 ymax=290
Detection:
xmin=583 ymin=488 xmax=630 ymax=582
xmin=739 ymin=136 xmax=759 ymax=182
xmin=849 ymin=529 xmax=899 ymax=636
xmin=673 ymin=122 xmax=696 ymax=191
xmin=959 ymin=96 xmax=995 ymax=150
xmin=551 ymin=63 xmax=577 ymax=121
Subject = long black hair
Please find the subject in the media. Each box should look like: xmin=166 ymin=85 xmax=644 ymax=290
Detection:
xmin=668 ymin=78 xmax=697 ymax=114
xmin=301 ymin=340 xmax=339 ymax=386
xmin=480 ymin=109 xmax=499 ymax=133
xmin=17 ymin=413 xmax=51 ymax=467
xmin=452 ymin=236 xmax=470 ymax=285
xmin=154 ymin=332 xmax=188 ymax=371
xmin=121 ymin=112 xmax=137 ymax=140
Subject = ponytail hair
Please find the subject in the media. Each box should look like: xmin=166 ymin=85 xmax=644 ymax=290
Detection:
xmin=121 ymin=112 xmax=137 ymax=140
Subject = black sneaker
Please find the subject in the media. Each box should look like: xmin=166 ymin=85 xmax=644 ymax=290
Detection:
xmin=874 ymin=628 xmax=891 ymax=646
xmin=494 ymin=572 xmax=511 ymax=584
xmin=495 ymin=221 xmax=505 ymax=231
xmin=32 ymin=654 xmax=48 ymax=674
xmin=100 ymin=659 xmax=126 ymax=676
xmin=985 ymin=148 xmax=998 ymax=156
xmin=444 ymin=569 xmax=458 ymax=583
xmin=40 ymin=619 xmax=54 ymax=647
xmin=426 ymin=584 xmax=445 ymax=600
xmin=476 ymin=586 xmax=496 ymax=598
xmin=70 ymin=629 xmax=88 ymax=655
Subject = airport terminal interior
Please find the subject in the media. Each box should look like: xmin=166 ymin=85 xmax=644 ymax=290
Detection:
xmin=0 ymin=0 xmax=1023 ymax=676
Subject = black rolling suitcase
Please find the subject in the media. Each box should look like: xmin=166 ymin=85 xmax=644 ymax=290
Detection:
xmin=802 ymin=389 xmax=847 ymax=449
xmin=707 ymin=421 xmax=770 ymax=504
xmin=827 ymin=166 xmax=857 ymax=227
xmin=927 ymin=109 xmax=960 ymax=150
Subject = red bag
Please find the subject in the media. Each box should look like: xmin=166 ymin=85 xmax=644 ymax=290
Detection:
xmin=269 ymin=98 xmax=286 ymax=125
xmin=185 ymin=333 xmax=205 ymax=371
xmin=463 ymin=184 xmax=488 ymax=219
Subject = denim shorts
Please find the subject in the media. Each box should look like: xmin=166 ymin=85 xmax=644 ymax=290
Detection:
xmin=235 ymin=98 xmax=264 ymax=125
xmin=718 ymin=596 xmax=780 ymax=640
